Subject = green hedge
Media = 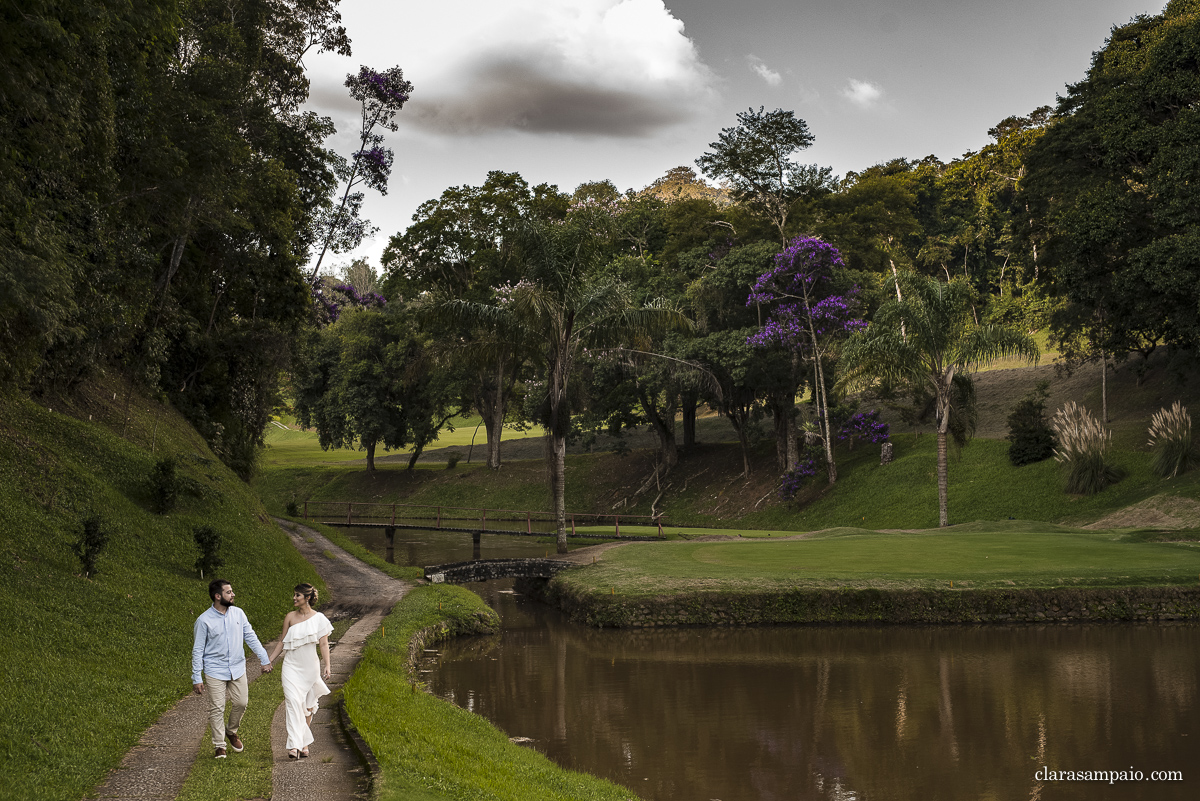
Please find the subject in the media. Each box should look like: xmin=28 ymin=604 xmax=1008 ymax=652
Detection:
xmin=532 ymin=580 xmax=1200 ymax=628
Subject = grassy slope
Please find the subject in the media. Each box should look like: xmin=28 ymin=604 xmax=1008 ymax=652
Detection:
xmin=344 ymin=584 xmax=638 ymax=801
xmin=0 ymin=381 xmax=323 ymax=801
xmin=256 ymin=355 xmax=1200 ymax=535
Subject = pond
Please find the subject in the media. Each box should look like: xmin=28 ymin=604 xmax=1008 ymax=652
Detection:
xmin=348 ymin=531 xmax=1198 ymax=800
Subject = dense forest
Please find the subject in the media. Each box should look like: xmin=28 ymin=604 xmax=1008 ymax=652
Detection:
xmin=4 ymin=0 xmax=1198 ymax=504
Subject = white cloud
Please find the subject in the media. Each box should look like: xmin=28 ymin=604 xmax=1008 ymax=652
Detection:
xmin=841 ymin=78 xmax=883 ymax=109
xmin=391 ymin=0 xmax=717 ymax=138
xmin=746 ymin=55 xmax=781 ymax=86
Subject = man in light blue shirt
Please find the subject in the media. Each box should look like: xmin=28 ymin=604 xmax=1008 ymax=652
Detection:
xmin=192 ymin=579 xmax=273 ymax=758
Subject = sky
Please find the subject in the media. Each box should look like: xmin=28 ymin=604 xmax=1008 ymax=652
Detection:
xmin=301 ymin=0 xmax=1167 ymax=275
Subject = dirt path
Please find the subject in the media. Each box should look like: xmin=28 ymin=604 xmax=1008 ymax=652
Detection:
xmin=92 ymin=520 xmax=410 ymax=801
xmin=268 ymin=519 xmax=410 ymax=801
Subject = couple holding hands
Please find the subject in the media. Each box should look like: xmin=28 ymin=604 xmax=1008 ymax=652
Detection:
xmin=191 ymin=579 xmax=333 ymax=760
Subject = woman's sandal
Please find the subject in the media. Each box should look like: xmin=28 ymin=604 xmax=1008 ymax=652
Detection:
xmin=299 ymin=747 xmax=310 ymax=758
xmin=287 ymin=749 xmax=298 ymax=760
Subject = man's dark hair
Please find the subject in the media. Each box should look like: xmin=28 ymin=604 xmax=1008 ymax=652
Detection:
xmin=208 ymin=578 xmax=231 ymax=602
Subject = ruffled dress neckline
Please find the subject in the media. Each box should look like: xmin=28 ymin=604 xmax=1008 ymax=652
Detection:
xmin=282 ymin=611 xmax=332 ymax=651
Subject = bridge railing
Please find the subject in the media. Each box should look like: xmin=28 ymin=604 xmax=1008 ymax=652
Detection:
xmin=302 ymin=500 xmax=664 ymax=538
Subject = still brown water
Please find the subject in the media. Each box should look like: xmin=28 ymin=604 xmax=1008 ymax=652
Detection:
xmin=348 ymin=532 xmax=1198 ymax=800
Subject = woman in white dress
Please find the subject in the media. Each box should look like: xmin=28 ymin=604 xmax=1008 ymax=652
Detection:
xmin=266 ymin=583 xmax=333 ymax=759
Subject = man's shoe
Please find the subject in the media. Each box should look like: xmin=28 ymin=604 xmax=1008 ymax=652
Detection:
xmin=215 ymin=747 xmax=227 ymax=759
xmin=226 ymin=731 xmax=244 ymax=752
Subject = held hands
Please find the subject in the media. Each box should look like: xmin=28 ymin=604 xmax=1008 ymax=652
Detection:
xmin=322 ymin=663 xmax=331 ymax=681
xmin=193 ymin=683 xmax=204 ymax=696
xmin=261 ymin=661 xmax=274 ymax=673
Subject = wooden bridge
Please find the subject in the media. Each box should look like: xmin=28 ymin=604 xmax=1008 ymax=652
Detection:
xmin=303 ymin=500 xmax=665 ymax=541
xmin=423 ymin=558 xmax=575 ymax=584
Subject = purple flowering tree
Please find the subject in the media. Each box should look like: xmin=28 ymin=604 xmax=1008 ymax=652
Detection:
xmin=311 ymin=276 xmax=387 ymax=326
xmin=308 ymin=65 xmax=413 ymax=284
xmin=838 ymin=409 xmax=890 ymax=449
xmin=747 ymin=236 xmax=864 ymax=484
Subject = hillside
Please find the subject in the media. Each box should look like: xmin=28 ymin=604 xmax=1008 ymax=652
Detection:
xmin=0 ymin=379 xmax=323 ymax=801
xmin=256 ymin=353 xmax=1200 ymax=532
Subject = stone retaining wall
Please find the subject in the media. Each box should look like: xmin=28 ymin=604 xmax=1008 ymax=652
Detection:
xmin=518 ymin=580 xmax=1200 ymax=628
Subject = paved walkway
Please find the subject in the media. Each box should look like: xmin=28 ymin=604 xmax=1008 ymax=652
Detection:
xmin=269 ymin=520 xmax=409 ymax=801
xmin=92 ymin=519 xmax=410 ymax=801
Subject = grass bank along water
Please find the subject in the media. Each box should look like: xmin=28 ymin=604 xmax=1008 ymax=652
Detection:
xmin=530 ymin=525 xmax=1200 ymax=627
xmin=343 ymin=584 xmax=639 ymax=801
xmin=0 ymin=382 xmax=323 ymax=801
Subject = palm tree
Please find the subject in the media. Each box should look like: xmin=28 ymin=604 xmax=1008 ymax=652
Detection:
xmin=839 ymin=275 xmax=1038 ymax=526
xmin=437 ymin=216 xmax=692 ymax=552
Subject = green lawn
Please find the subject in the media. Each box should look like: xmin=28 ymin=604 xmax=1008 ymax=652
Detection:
xmin=560 ymin=525 xmax=1200 ymax=596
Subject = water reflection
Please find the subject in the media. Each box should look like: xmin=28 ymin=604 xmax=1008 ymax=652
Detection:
xmin=345 ymin=531 xmax=1197 ymax=800
xmin=425 ymin=585 xmax=1197 ymax=801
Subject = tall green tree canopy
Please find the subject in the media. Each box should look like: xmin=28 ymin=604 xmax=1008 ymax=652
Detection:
xmin=435 ymin=211 xmax=692 ymax=552
xmin=696 ymin=107 xmax=834 ymax=244
xmin=2 ymin=0 xmax=359 ymax=477
xmin=294 ymin=306 xmax=465 ymax=471
xmin=383 ymin=172 xmax=568 ymax=469
xmin=1024 ymin=0 xmax=1200 ymax=355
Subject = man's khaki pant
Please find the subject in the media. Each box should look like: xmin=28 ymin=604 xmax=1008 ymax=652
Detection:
xmin=204 ymin=673 xmax=248 ymax=748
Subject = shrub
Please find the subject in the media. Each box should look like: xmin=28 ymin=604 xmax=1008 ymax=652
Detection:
xmin=149 ymin=457 xmax=179 ymax=514
xmin=285 ymin=499 xmax=299 ymax=516
xmin=1051 ymin=401 xmax=1123 ymax=494
xmin=1148 ymin=401 xmax=1196 ymax=478
xmin=446 ymin=452 xmax=461 ymax=469
xmin=73 ymin=515 xmax=110 ymax=577
xmin=779 ymin=454 xmax=820 ymax=501
xmin=1006 ymin=380 xmax=1056 ymax=466
xmin=193 ymin=525 xmax=224 ymax=578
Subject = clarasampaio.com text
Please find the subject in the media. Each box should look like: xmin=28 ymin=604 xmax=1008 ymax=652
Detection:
xmin=1036 ymin=768 xmax=1182 ymax=784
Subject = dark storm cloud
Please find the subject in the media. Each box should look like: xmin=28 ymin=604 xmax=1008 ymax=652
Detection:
xmin=408 ymin=56 xmax=696 ymax=138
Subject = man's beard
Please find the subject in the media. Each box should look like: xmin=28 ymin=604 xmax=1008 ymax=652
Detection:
xmin=218 ymin=598 xmax=235 ymax=609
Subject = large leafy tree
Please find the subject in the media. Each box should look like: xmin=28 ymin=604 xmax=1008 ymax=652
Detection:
xmin=385 ymin=172 xmax=567 ymax=469
xmin=295 ymin=305 xmax=464 ymax=471
xmin=682 ymin=327 xmax=775 ymax=477
xmin=1 ymin=0 xmax=355 ymax=478
xmin=839 ymin=275 xmax=1038 ymax=526
xmin=438 ymin=212 xmax=692 ymax=552
xmin=696 ymin=107 xmax=834 ymax=245
xmin=0 ymin=0 xmax=179 ymax=388
xmin=820 ymin=162 xmax=922 ymax=282
xmin=1024 ymin=1 xmax=1200 ymax=355
xmin=682 ymin=240 xmax=791 ymax=473
xmin=140 ymin=0 xmax=352 ymax=477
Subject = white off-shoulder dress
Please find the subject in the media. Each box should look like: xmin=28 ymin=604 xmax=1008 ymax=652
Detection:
xmin=281 ymin=611 xmax=334 ymax=750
